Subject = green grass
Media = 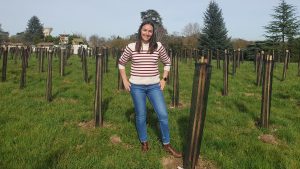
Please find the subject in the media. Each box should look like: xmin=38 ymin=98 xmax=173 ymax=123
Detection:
xmin=1 ymin=54 xmax=300 ymax=169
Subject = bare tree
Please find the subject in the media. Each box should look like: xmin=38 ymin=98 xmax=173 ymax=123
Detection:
xmin=182 ymin=22 xmax=201 ymax=37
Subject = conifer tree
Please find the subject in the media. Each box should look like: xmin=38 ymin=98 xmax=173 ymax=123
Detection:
xmin=24 ymin=16 xmax=44 ymax=44
xmin=264 ymin=0 xmax=300 ymax=45
xmin=200 ymin=1 xmax=230 ymax=50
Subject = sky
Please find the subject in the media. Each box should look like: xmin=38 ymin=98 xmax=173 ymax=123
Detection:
xmin=0 ymin=0 xmax=299 ymax=41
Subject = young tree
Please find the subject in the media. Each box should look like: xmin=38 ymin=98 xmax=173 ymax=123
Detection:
xmin=199 ymin=1 xmax=230 ymax=50
xmin=24 ymin=16 xmax=44 ymax=44
xmin=264 ymin=0 xmax=300 ymax=45
xmin=141 ymin=9 xmax=167 ymax=42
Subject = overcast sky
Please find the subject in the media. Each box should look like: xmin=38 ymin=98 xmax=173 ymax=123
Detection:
xmin=0 ymin=0 xmax=299 ymax=41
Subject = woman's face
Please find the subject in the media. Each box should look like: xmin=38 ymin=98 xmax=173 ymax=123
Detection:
xmin=141 ymin=24 xmax=153 ymax=43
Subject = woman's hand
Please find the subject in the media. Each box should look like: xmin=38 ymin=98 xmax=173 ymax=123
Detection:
xmin=160 ymin=79 xmax=166 ymax=90
xmin=123 ymin=79 xmax=131 ymax=91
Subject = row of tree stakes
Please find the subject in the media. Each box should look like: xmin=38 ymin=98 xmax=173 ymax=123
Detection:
xmin=1 ymin=45 xmax=300 ymax=169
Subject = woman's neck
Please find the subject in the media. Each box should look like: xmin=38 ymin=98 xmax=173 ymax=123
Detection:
xmin=141 ymin=40 xmax=150 ymax=44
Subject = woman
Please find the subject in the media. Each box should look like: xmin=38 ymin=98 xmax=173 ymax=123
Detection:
xmin=118 ymin=21 xmax=182 ymax=158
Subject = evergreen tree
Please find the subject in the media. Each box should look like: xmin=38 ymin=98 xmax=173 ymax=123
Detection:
xmin=0 ymin=24 xmax=9 ymax=43
xmin=24 ymin=16 xmax=44 ymax=44
xmin=200 ymin=1 xmax=230 ymax=50
xmin=264 ymin=0 xmax=300 ymax=45
xmin=140 ymin=9 xmax=167 ymax=42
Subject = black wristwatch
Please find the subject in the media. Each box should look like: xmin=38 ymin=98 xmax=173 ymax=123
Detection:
xmin=163 ymin=77 xmax=167 ymax=81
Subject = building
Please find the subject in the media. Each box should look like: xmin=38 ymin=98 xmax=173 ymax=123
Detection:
xmin=0 ymin=31 xmax=9 ymax=44
xmin=72 ymin=38 xmax=87 ymax=55
xmin=59 ymin=34 xmax=69 ymax=45
xmin=43 ymin=27 xmax=53 ymax=37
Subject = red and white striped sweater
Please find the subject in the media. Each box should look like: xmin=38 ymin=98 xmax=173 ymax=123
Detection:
xmin=118 ymin=42 xmax=171 ymax=85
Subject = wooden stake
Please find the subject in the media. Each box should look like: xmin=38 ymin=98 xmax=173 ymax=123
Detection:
xmin=184 ymin=57 xmax=212 ymax=169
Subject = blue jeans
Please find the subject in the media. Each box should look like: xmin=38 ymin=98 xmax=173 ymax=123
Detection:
xmin=130 ymin=83 xmax=170 ymax=144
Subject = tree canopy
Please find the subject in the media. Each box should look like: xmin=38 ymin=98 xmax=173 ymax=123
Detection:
xmin=199 ymin=1 xmax=230 ymax=50
xmin=24 ymin=16 xmax=44 ymax=45
xmin=264 ymin=0 xmax=300 ymax=44
xmin=140 ymin=9 xmax=167 ymax=42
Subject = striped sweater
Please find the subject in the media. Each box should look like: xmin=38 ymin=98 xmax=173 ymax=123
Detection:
xmin=118 ymin=42 xmax=171 ymax=85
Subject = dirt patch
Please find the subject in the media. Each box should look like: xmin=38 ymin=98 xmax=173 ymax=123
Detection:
xmin=63 ymin=79 xmax=72 ymax=84
xmin=169 ymin=102 xmax=188 ymax=109
xmin=78 ymin=120 xmax=95 ymax=129
xmin=110 ymin=135 xmax=122 ymax=144
xmin=258 ymin=134 xmax=278 ymax=145
xmin=109 ymin=134 xmax=133 ymax=149
xmin=162 ymin=156 xmax=217 ymax=169
xmin=55 ymin=97 xmax=79 ymax=104
xmin=244 ymin=93 xmax=255 ymax=97
xmin=78 ymin=120 xmax=116 ymax=130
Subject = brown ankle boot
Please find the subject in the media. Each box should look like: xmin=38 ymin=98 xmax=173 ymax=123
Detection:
xmin=141 ymin=142 xmax=149 ymax=152
xmin=163 ymin=144 xmax=182 ymax=158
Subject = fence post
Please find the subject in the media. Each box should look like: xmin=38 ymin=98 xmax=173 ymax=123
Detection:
xmin=82 ymin=48 xmax=89 ymax=83
xmin=298 ymin=51 xmax=300 ymax=76
xmin=1 ymin=46 xmax=8 ymax=82
xmin=183 ymin=57 xmax=212 ymax=169
xmin=223 ymin=49 xmax=229 ymax=96
xmin=232 ymin=49 xmax=236 ymax=76
xmin=46 ymin=49 xmax=53 ymax=102
xmin=256 ymin=51 xmax=264 ymax=86
xmin=282 ymin=50 xmax=288 ymax=81
xmin=216 ymin=49 xmax=220 ymax=69
xmin=237 ymin=48 xmax=241 ymax=68
xmin=261 ymin=55 xmax=274 ymax=128
xmin=168 ymin=49 xmax=173 ymax=85
xmin=94 ymin=47 xmax=103 ymax=127
xmin=60 ymin=47 xmax=65 ymax=76
xmin=20 ymin=47 xmax=27 ymax=89
xmin=172 ymin=53 xmax=179 ymax=107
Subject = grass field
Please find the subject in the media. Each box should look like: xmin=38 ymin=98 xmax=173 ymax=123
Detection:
xmin=0 ymin=54 xmax=300 ymax=169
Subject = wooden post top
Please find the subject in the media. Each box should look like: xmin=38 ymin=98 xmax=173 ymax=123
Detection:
xmin=267 ymin=55 xmax=273 ymax=61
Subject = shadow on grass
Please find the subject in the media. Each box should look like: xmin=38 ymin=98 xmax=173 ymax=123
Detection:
xmin=52 ymin=86 xmax=71 ymax=99
xmin=177 ymin=116 xmax=190 ymax=152
xmin=64 ymin=71 xmax=72 ymax=76
xmin=88 ymin=75 xmax=93 ymax=83
xmin=167 ymin=88 xmax=173 ymax=101
xmin=125 ymin=106 xmax=161 ymax=143
xmin=36 ymin=148 xmax=65 ymax=169
xmin=274 ymin=74 xmax=283 ymax=81
xmin=234 ymin=101 xmax=250 ymax=114
xmin=102 ymin=96 xmax=113 ymax=117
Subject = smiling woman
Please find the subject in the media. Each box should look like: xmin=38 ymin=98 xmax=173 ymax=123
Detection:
xmin=118 ymin=20 xmax=182 ymax=158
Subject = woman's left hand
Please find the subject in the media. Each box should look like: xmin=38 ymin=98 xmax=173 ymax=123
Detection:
xmin=160 ymin=79 xmax=166 ymax=90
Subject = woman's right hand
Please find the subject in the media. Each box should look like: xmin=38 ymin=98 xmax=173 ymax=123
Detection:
xmin=123 ymin=79 xmax=131 ymax=91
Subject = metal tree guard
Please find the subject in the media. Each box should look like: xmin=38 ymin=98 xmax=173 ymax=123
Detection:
xmin=183 ymin=57 xmax=212 ymax=169
xmin=261 ymin=55 xmax=274 ymax=128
